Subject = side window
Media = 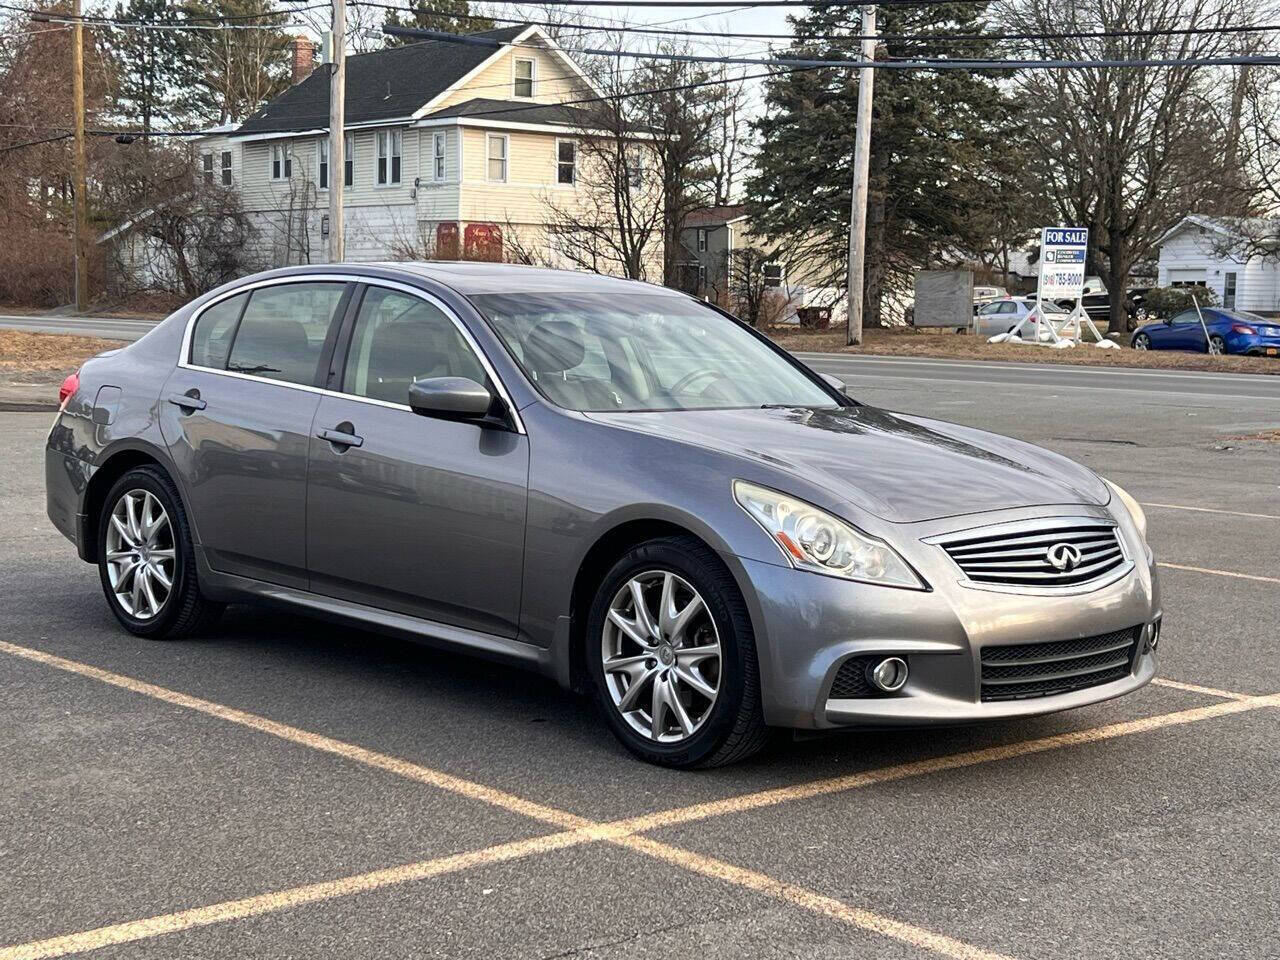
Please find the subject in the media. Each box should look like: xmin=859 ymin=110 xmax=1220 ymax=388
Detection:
xmin=1170 ymin=309 xmax=1197 ymax=325
xmin=225 ymin=282 xmax=347 ymax=386
xmin=342 ymin=287 xmax=486 ymax=405
xmin=189 ymin=292 xmax=247 ymax=369
xmin=998 ymin=301 xmax=1018 ymax=315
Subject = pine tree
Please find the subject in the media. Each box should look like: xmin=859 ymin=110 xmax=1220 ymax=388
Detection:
xmin=747 ymin=2 xmax=1027 ymax=326
xmin=107 ymin=0 xmax=199 ymax=131
xmin=383 ymin=0 xmax=494 ymax=45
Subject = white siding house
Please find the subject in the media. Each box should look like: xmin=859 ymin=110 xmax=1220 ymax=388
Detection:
xmin=1157 ymin=216 xmax=1280 ymax=315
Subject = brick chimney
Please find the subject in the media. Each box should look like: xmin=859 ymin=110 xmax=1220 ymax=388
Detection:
xmin=291 ymin=36 xmax=316 ymax=85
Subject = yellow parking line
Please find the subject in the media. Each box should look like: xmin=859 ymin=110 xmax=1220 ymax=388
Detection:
xmin=1151 ymin=677 xmax=1254 ymax=702
xmin=3 ymin=639 xmax=1277 ymax=960
xmin=1142 ymin=502 xmax=1280 ymax=521
xmin=0 ymin=832 xmax=595 ymax=960
xmin=621 ymin=834 xmax=1018 ymax=960
xmin=1157 ymin=562 xmax=1280 ymax=584
xmin=607 ymin=694 xmax=1280 ymax=836
xmin=0 ymin=640 xmax=593 ymax=834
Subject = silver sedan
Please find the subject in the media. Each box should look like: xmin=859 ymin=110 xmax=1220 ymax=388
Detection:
xmin=46 ymin=264 xmax=1160 ymax=767
xmin=974 ymin=297 xmax=1072 ymax=339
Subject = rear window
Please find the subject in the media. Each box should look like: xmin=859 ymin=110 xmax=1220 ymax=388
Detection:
xmin=225 ymin=282 xmax=348 ymax=386
xmin=189 ymin=293 xmax=247 ymax=369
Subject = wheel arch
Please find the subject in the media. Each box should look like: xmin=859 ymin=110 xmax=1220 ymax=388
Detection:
xmin=81 ymin=441 xmax=186 ymax=563
xmin=564 ymin=515 xmax=757 ymax=693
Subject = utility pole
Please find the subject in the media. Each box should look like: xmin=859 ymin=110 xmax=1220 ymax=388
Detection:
xmin=328 ymin=0 xmax=346 ymax=262
xmin=71 ymin=0 xmax=89 ymax=312
xmin=845 ymin=4 xmax=875 ymax=346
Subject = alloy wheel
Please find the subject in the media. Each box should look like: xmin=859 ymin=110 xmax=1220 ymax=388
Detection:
xmin=105 ymin=489 xmax=175 ymax=620
xmin=601 ymin=570 xmax=721 ymax=743
xmin=1134 ymin=334 xmax=1149 ymax=350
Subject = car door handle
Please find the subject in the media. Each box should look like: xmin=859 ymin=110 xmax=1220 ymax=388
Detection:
xmin=166 ymin=392 xmax=206 ymax=411
xmin=317 ymin=427 xmax=363 ymax=448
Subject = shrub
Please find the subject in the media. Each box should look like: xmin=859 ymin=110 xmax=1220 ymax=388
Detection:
xmin=1142 ymin=285 xmax=1219 ymax=319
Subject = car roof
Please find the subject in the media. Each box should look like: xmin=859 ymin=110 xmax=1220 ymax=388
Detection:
xmin=370 ymin=261 xmax=685 ymax=297
xmin=223 ymin=262 xmax=688 ymax=299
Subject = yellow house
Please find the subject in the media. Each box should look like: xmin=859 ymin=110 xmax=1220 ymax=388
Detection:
xmin=197 ymin=25 xmax=659 ymax=277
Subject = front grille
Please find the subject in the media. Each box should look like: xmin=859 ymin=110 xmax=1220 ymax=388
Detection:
xmin=829 ymin=656 xmax=883 ymax=699
xmin=980 ymin=626 xmax=1140 ymax=702
xmin=936 ymin=518 xmax=1126 ymax=588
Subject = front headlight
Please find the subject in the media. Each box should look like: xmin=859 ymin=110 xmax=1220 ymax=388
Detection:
xmin=1103 ymin=478 xmax=1147 ymax=539
xmin=733 ymin=480 xmax=925 ymax=589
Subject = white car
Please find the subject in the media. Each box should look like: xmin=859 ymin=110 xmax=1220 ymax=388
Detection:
xmin=974 ymin=298 xmax=1071 ymax=339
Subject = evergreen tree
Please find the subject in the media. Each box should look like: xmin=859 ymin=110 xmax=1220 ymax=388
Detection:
xmin=747 ymin=2 xmax=1026 ymax=326
xmin=383 ymin=0 xmax=494 ymax=45
xmin=107 ymin=0 xmax=199 ymax=131
xmin=183 ymin=0 xmax=291 ymax=125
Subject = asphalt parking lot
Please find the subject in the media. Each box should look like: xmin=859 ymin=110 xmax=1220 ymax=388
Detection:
xmin=2 ymin=361 xmax=1277 ymax=960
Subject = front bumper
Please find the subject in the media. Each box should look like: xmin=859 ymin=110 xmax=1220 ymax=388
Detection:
xmin=733 ymin=506 xmax=1160 ymax=730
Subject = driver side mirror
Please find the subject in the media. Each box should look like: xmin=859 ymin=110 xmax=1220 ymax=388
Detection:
xmin=407 ymin=376 xmax=497 ymax=424
xmin=819 ymin=372 xmax=850 ymax=396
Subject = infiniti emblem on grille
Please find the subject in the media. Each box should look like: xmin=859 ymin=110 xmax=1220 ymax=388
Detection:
xmin=1045 ymin=542 xmax=1083 ymax=571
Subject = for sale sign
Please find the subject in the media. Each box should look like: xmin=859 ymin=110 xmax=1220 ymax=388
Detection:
xmin=1038 ymin=226 xmax=1088 ymax=300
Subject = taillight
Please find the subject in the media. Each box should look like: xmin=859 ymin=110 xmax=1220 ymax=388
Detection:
xmin=1230 ymin=324 xmax=1256 ymax=335
xmin=58 ymin=371 xmax=79 ymax=410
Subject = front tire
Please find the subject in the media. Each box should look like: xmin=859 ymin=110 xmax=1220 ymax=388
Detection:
xmin=1133 ymin=333 xmax=1151 ymax=351
xmin=587 ymin=536 xmax=769 ymax=768
xmin=97 ymin=466 xmax=223 ymax=640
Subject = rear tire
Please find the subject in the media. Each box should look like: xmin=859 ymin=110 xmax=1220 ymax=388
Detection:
xmin=1209 ymin=334 xmax=1226 ymax=355
xmin=97 ymin=466 xmax=224 ymax=640
xmin=586 ymin=536 xmax=769 ymax=768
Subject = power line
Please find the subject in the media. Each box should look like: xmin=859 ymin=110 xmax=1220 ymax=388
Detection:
xmin=0 ymin=1 xmax=328 ymax=26
xmin=384 ymin=25 xmax=1280 ymax=70
xmin=0 ymin=131 xmax=72 ymax=154
xmin=350 ymin=3 xmax=1280 ymax=45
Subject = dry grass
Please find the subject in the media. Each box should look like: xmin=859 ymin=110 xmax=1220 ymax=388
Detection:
xmin=0 ymin=330 xmax=125 ymax=373
xmin=769 ymin=326 xmax=1280 ymax=376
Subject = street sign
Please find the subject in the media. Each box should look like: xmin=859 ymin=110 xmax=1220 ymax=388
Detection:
xmin=1038 ymin=226 xmax=1088 ymax=300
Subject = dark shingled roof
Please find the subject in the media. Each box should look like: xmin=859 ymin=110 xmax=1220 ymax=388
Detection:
xmin=237 ymin=26 xmax=530 ymax=134
xmin=420 ymin=97 xmax=595 ymax=127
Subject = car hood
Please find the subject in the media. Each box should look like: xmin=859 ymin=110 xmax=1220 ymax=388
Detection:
xmin=584 ymin=405 xmax=1110 ymax=523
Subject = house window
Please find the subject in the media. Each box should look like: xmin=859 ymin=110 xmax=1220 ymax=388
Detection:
xmin=514 ymin=58 xmax=535 ymax=98
xmin=318 ymin=138 xmax=329 ymax=190
xmin=433 ymin=132 xmax=446 ymax=181
xmin=487 ymin=134 xmax=507 ymax=183
xmin=698 ymin=264 xmax=707 ymax=289
xmin=344 ymin=134 xmax=354 ymax=187
xmin=763 ymin=262 xmax=784 ymax=288
xmin=270 ymin=143 xmax=291 ymax=180
xmin=1223 ymin=271 xmax=1237 ymax=309
xmin=220 ymin=150 xmax=232 ymax=186
xmin=200 ymin=151 xmax=214 ymax=183
xmin=696 ymin=228 xmax=707 ymax=252
xmin=556 ymin=139 xmax=576 ymax=185
xmin=376 ymin=130 xmax=401 ymax=185
xmin=626 ymin=146 xmax=643 ymax=190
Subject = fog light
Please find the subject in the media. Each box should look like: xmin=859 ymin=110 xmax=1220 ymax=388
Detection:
xmin=867 ymin=656 xmax=908 ymax=693
xmin=1147 ymin=619 xmax=1161 ymax=652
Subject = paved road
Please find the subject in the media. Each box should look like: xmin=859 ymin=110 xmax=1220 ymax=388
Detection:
xmin=0 ymin=313 xmax=157 ymax=342
xmin=1 ymin=372 xmax=1277 ymax=958
xmin=797 ymin=351 xmax=1280 ymax=402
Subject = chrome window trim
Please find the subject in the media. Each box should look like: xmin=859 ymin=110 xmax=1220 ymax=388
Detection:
xmin=923 ymin=515 xmax=1132 ymax=596
xmin=177 ymin=273 xmax=527 ymax=434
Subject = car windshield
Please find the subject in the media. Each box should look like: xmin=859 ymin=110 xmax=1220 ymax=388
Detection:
xmin=471 ymin=292 xmax=840 ymax=413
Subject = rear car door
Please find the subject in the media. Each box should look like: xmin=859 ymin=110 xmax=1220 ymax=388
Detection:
xmin=305 ymin=283 xmax=529 ymax=637
xmin=161 ymin=279 xmax=352 ymax=588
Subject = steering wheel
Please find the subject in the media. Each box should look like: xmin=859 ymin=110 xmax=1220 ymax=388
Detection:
xmin=668 ymin=368 xmax=729 ymax=397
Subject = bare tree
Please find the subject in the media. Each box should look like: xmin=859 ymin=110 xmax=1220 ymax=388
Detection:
xmin=538 ymin=64 xmax=663 ymax=280
xmin=706 ymin=64 xmax=751 ymax=208
xmin=1003 ymin=0 xmax=1260 ymax=334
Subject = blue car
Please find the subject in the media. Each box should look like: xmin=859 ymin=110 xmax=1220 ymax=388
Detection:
xmin=1131 ymin=307 xmax=1280 ymax=356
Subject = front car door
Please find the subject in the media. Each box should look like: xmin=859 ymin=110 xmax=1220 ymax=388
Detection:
xmin=1164 ymin=308 xmax=1203 ymax=350
xmin=305 ymin=282 xmax=529 ymax=637
xmin=161 ymin=279 xmax=351 ymax=587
